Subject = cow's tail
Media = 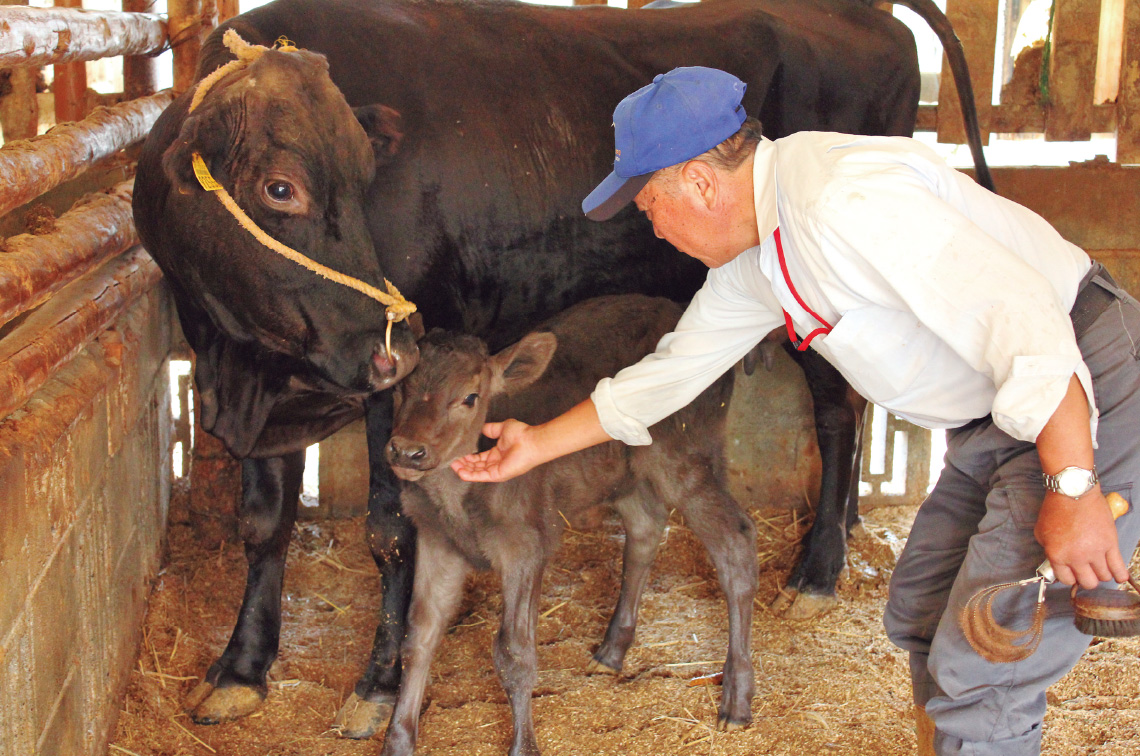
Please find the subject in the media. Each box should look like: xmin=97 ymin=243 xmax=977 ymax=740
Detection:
xmin=887 ymin=0 xmax=996 ymax=192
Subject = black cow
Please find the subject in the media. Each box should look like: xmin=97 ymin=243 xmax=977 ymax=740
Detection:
xmin=133 ymin=0 xmax=992 ymax=735
xmin=385 ymin=295 xmax=756 ymax=754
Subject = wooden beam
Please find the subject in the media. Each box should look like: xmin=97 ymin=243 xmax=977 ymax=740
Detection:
xmin=0 ymin=180 xmax=136 ymax=327
xmin=0 ymin=247 xmax=161 ymax=420
xmin=0 ymin=91 xmax=171 ymax=218
xmin=0 ymin=6 xmax=167 ymax=67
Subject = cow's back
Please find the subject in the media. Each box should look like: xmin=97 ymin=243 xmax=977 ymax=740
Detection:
xmin=203 ymin=0 xmax=920 ymax=348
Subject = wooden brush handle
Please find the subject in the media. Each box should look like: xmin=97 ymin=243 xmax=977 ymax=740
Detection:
xmin=1037 ymin=491 xmax=1129 ymax=582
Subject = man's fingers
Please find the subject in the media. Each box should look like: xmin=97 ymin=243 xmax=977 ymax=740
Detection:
xmin=1107 ymin=548 xmax=1131 ymax=584
xmin=482 ymin=421 xmax=505 ymax=439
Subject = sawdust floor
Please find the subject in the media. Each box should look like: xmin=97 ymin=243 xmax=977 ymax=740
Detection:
xmin=109 ymin=483 xmax=1140 ymax=756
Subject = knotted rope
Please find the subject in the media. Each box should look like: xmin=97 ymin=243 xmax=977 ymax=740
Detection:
xmin=188 ymin=30 xmax=417 ymax=359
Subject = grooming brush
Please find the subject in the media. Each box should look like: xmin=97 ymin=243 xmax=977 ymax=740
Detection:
xmin=960 ymin=491 xmax=1129 ymax=663
xmin=1071 ymin=574 xmax=1140 ymax=637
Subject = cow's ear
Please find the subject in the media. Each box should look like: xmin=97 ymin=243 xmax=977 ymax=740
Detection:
xmin=354 ymin=104 xmax=404 ymax=164
xmin=489 ymin=332 xmax=557 ymax=396
xmin=161 ymin=100 xmax=234 ymax=196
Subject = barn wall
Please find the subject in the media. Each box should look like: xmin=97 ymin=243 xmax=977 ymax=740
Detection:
xmin=0 ymin=284 xmax=175 ymax=756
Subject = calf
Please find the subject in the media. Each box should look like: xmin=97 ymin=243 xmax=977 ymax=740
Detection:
xmin=381 ymin=294 xmax=758 ymax=756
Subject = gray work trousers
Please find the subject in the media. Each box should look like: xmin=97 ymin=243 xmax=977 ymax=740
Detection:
xmin=884 ymin=265 xmax=1140 ymax=755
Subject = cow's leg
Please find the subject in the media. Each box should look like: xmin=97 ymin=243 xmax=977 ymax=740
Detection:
xmin=774 ymin=348 xmax=868 ymax=620
xmin=588 ymin=487 xmax=667 ymax=675
xmin=493 ymin=553 xmax=546 ymax=756
xmin=185 ymin=452 xmax=304 ymax=724
xmin=656 ymin=462 xmax=757 ymax=730
xmin=337 ymin=391 xmax=417 ymax=739
xmin=380 ymin=531 xmax=470 ymax=756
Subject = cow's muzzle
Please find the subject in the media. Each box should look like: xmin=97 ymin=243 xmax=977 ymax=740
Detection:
xmin=386 ymin=436 xmax=437 ymax=481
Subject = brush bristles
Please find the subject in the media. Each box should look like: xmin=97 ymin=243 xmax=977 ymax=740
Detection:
xmin=1073 ymin=616 xmax=1140 ymax=638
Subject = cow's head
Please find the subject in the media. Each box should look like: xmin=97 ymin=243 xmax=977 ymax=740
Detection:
xmin=152 ymin=44 xmax=417 ymax=393
xmin=387 ymin=329 xmax=558 ymax=481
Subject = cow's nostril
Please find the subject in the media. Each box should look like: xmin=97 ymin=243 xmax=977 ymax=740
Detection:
xmin=409 ymin=447 xmax=426 ymax=462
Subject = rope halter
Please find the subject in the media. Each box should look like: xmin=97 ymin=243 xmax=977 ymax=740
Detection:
xmin=187 ymin=30 xmax=417 ymax=360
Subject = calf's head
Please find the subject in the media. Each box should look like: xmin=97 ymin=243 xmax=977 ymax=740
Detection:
xmin=387 ymin=329 xmax=558 ymax=481
xmin=144 ymin=45 xmax=418 ymax=393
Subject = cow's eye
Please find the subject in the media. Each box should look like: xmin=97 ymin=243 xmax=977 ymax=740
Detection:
xmin=264 ymin=180 xmax=295 ymax=203
xmin=462 ymin=393 xmax=478 ymax=407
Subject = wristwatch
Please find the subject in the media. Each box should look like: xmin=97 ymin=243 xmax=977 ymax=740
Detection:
xmin=1042 ymin=465 xmax=1099 ymax=498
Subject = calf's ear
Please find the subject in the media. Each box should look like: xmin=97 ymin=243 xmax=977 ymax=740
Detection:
xmin=354 ymin=104 xmax=405 ymax=165
xmin=490 ymin=332 xmax=558 ymax=396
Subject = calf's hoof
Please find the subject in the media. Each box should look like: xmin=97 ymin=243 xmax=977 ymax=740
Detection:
xmin=715 ymin=715 xmax=750 ymax=732
xmin=334 ymin=692 xmax=393 ymax=739
xmin=769 ymin=588 xmax=838 ymax=621
xmin=585 ymin=658 xmax=621 ymax=676
xmin=184 ymin=681 xmax=265 ymax=724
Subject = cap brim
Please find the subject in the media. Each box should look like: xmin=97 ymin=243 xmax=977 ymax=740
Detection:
xmin=582 ymin=170 xmax=655 ymax=221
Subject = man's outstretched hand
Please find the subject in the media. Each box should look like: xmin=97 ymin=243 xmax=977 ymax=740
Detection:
xmin=451 ymin=420 xmax=541 ymax=483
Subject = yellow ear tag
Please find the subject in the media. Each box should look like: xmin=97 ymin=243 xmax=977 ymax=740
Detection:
xmin=192 ymin=152 xmax=223 ymax=192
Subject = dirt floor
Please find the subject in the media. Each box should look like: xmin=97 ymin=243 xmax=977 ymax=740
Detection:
xmin=108 ymin=481 xmax=1140 ymax=756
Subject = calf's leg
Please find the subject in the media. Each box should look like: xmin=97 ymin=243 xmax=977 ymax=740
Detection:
xmin=380 ymin=532 xmax=469 ymax=756
xmin=671 ymin=476 xmax=758 ymax=729
xmin=494 ymin=555 xmax=546 ymax=756
xmin=186 ymin=452 xmax=303 ymax=724
xmin=589 ymin=488 xmax=667 ymax=674
xmin=338 ymin=392 xmax=418 ymax=738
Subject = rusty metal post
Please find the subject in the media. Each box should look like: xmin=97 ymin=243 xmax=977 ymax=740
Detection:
xmin=52 ymin=0 xmax=88 ymax=124
xmin=122 ymin=0 xmax=158 ymax=99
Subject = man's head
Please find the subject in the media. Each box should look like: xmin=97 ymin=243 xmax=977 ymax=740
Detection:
xmin=583 ymin=67 xmax=763 ymax=268
xmin=582 ymin=66 xmax=748 ymax=222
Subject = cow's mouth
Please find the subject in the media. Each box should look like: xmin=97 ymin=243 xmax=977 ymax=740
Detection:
xmin=390 ymin=465 xmax=427 ymax=482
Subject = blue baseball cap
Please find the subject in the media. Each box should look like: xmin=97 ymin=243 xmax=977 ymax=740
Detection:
xmin=582 ymin=66 xmax=747 ymax=221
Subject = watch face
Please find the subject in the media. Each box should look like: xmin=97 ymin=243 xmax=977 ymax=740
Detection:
xmin=1057 ymin=467 xmax=1094 ymax=497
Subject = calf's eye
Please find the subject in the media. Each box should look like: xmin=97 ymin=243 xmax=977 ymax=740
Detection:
xmin=462 ymin=393 xmax=478 ymax=407
xmin=264 ymin=180 xmax=295 ymax=202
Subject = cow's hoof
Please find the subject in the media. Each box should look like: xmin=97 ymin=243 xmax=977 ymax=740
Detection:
xmin=333 ymin=692 xmax=392 ymax=739
xmin=585 ymin=658 xmax=621 ymax=676
xmin=185 ymin=681 xmax=265 ymax=724
xmin=715 ymin=716 xmax=749 ymax=732
xmin=769 ymin=588 xmax=838 ymax=620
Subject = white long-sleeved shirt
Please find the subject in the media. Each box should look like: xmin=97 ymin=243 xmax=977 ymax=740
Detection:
xmin=592 ymin=132 xmax=1095 ymax=446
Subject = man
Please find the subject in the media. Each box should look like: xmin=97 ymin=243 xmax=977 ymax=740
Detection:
xmin=451 ymin=66 xmax=1140 ymax=754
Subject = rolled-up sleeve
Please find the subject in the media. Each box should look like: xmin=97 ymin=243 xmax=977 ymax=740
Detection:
xmin=816 ymin=157 xmax=1094 ymax=443
xmin=592 ymin=252 xmax=785 ymax=445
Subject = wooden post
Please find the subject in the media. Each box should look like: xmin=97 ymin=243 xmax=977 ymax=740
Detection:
xmin=1118 ymin=0 xmax=1140 ymax=164
xmin=52 ymin=0 xmax=88 ymax=124
xmin=0 ymin=0 xmax=40 ymax=142
xmin=1094 ymin=0 xmax=1125 ymax=105
xmin=168 ymin=0 xmax=218 ymax=96
xmin=218 ymin=0 xmax=240 ymax=23
xmin=1046 ymin=0 xmax=1101 ymax=141
xmin=938 ymin=0 xmax=997 ymax=146
xmin=123 ymin=0 xmax=158 ymax=99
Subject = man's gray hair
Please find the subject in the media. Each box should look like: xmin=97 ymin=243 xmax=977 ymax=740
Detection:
xmin=656 ymin=116 xmax=763 ymax=185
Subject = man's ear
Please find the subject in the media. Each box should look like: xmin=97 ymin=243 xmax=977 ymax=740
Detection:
xmin=354 ymin=104 xmax=405 ymax=166
xmin=489 ymin=332 xmax=558 ymax=396
xmin=680 ymin=159 xmax=718 ymax=210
